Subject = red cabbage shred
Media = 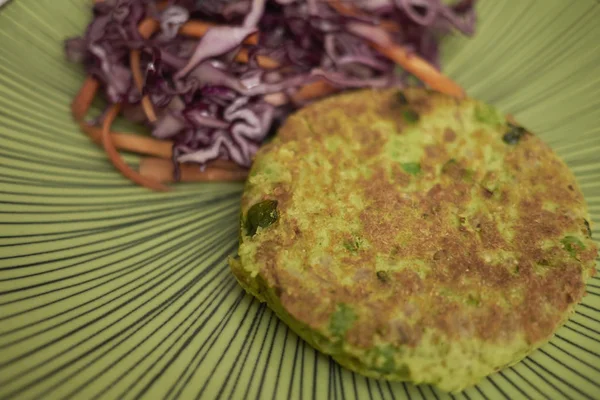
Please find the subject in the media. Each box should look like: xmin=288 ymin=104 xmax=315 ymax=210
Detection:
xmin=66 ymin=0 xmax=476 ymax=170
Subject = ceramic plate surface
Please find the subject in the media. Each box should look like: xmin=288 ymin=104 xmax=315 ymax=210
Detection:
xmin=0 ymin=1 xmax=599 ymax=399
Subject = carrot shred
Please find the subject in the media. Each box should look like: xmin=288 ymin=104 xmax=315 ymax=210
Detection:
xmin=379 ymin=21 xmax=402 ymax=33
xmin=80 ymin=123 xmax=173 ymax=159
xmin=262 ymin=80 xmax=339 ymax=106
xmin=138 ymin=18 xmax=160 ymax=39
xmin=326 ymin=0 xmax=464 ymax=98
xmin=245 ymin=32 xmax=260 ymax=46
xmin=373 ymin=43 xmax=465 ymax=98
xmin=130 ymin=49 xmax=158 ymax=123
xmin=235 ymin=48 xmax=280 ymax=69
xmin=72 ymin=77 xmax=245 ymax=187
xmin=78 ymin=3 xmax=463 ymax=188
xmin=81 ymin=124 xmax=246 ymax=168
xmin=326 ymin=0 xmax=400 ymax=33
xmin=326 ymin=0 xmax=357 ymax=16
xmin=177 ymin=20 xmax=214 ymax=37
xmin=131 ymin=18 xmax=264 ymax=123
xmin=101 ymin=105 xmax=170 ymax=191
xmin=81 ymin=123 xmax=252 ymax=165
xmin=291 ymin=80 xmax=338 ymax=103
xmin=72 ymin=75 xmax=174 ymax=160
xmin=71 ymin=76 xmax=99 ymax=121
xmin=263 ymin=92 xmax=289 ymax=106
xmin=130 ymin=18 xmax=160 ymax=123
xmin=178 ymin=21 xmax=259 ymax=45
xmin=139 ymin=157 xmax=248 ymax=183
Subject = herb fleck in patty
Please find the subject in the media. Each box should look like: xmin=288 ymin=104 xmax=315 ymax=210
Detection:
xmin=230 ymin=88 xmax=597 ymax=392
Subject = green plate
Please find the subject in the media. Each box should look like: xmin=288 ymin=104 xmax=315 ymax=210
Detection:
xmin=1 ymin=1 xmax=599 ymax=399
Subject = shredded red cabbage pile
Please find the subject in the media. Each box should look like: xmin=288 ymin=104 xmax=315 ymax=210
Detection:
xmin=66 ymin=0 xmax=476 ymax=170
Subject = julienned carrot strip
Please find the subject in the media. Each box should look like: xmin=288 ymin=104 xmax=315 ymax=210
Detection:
xmin=101 ymin=105 xmax=170 ymax=191
xmin=139 ymin=158 xmax=248 ymax=183
xmin=81 ymin=123 xmax=255 ymax=167
xmin=130 ymin=49 xmax=158 ymax=123
xmin=327 ymin=0 xmax=356 ymax=16
xmin=373 ymin=43 xmax=465 ymax=98
xmin=132 ymin=18 xmax=265 ymax=122
xmin=177 ymin=20 xmax=214 ymax=37
xmin=70 ymin=65 xmax=240 ymax=186
xmin=138 ymin=18 xmax=159 ymax=39
xmin=72 ymin=78 xmax=239 ymax=175
xmin=131 ymin=18 xmax=160 ymax=123
xmin=71 ymin=76 xmax=99 ymax=121
xmin=254 ymin=54 xmax=280 ymax=69
xmin=263 ymin=92 xmax=288 ymax=106
xmin=235 ymin=48 xmax=280 ymax=69
xmin=326 ymin=0 xmax=400 ymax=33
xmin=80 ymin=123 xmax=173 ymax=159
xmin=263 ymin=80 xmax=339 ymax=106
xmin=72 ymin=77 xmax=174 ymax=159
xmin=326 ymin=0 xmax=464 ymax=98
xmin=178 ymin=21 xmax=259 ymax=45
xmin=291 ymin=80 xmax=338 ymax=103
xmin=246 ymin=32 xmax=260 ymax=46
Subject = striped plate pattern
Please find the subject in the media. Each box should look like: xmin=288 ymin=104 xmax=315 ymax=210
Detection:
xmin=0 ymin=0 xmax=599 ymax=399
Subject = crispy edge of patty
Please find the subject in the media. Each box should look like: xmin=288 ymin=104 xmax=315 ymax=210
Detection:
xmin=231 ymin=88 xmax=598 ymax=391
xmin=230 ymin=256 xmax=584 ymax=392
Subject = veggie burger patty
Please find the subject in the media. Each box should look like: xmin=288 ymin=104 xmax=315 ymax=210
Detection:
xmin=230 ymin=88 xmax=597 ymax=392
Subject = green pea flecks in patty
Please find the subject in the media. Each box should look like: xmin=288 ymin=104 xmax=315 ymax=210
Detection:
xmin=230 ymin=88 xmax=597 ymax=393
